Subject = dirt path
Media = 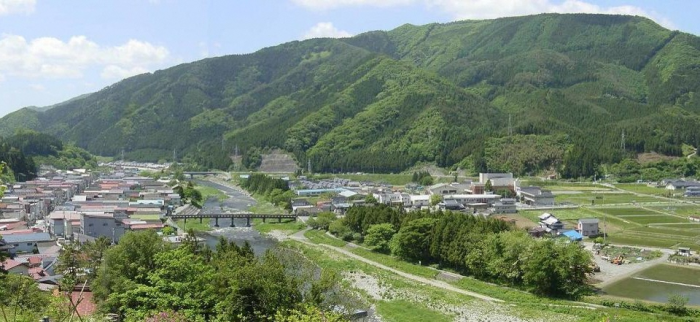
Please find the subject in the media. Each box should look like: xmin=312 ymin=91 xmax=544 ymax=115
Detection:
xmin=289 ymin=230 xmax=503 ymax=302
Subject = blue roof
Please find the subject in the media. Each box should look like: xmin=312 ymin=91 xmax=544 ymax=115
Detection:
xmin=2 ymin=232 xmax=53 ymax=243
xmin=562 ymin=230 xmax=583 ymax=241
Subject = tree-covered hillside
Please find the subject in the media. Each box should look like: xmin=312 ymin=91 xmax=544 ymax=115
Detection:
xmin=2 ymin=13 xmax=700 ymax=176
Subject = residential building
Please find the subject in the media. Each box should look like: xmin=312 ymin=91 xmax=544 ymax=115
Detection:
xmin=518 ymin=187 xmax=555 ymax=206
xmin=81 ymin=213 xmax=125 ymax=243
xmin=1 ymin=259 xmax=29 ymax=275
xmin=410 ymin=195 xmax=430 ymax=208
xmin=685 ymin=186 xmax=700 ymax=197
xmin=538 ymin=213 xmax=564 ymax=233
xmin=577 ymin=218 xmax=600 ymax=237
xmin=2 ymin=232 xmax=53 ymax=255
xmin=666 ymin=180 xmax=700 ymax=190
xmin=493 ymin=198 xmax=517 ymax=214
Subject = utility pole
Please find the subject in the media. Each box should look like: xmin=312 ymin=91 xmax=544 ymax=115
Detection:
xmin=173 ymin=148 xmax=177 ymax=162
xmin=307 ymin=159 xmax=311 ymax=174
xmin=508 ymin=114 xmax=512 ymax=136
xmin=221 ymin=134 xmax=225 ymax=151
xmin=121 ymin=148 xmax=124 ymax=161
xmin=621 ymin=130 xmax=626 ymax=151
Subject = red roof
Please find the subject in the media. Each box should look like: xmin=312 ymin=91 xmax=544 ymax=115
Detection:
xmin=1 ymin=259 xmax=25 ymax=270
xmin=28 ymin=267 xmax=47 ymax=280
xmin=28 ymin=256 xmax=42 ymax=266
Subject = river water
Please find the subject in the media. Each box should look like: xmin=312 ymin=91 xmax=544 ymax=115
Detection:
xmin=194 ymin=179 xmax=278 ymax=255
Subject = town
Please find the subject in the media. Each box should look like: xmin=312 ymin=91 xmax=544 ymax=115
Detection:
xmin=3 ymin=161 xmax=700 ymax=319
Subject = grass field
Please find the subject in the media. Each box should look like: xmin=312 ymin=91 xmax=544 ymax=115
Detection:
xmin=304 ymin=229 xmax=347 ymax=247
xmin=615 ymin=184 xmax=671 ymax=196
xmin=376 ymin=300 xmax=452 ymax=322
xmin=313 ymin=173 xmax=414 ymax=186
xmin=195 ymin=185 xmax=227 ymax=202
xmin=251 ymin=218 xmax=304 ymax=234
xmin=556 ymin=193 xmax=664 ymax=205
xmin=638 ymin=264 xmax=700 ymax=286
xmin=648 ymin=205 xmax=700 ymax=217
xmin=175 ymin=219 xmax=211 ymax=232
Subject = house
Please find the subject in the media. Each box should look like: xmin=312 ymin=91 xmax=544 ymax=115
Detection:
xmin=291 ymin=199 xmax=310 ymax=207
xmin=577 ymin=218 xmax=600 ymax=237
xmin=538 ymin=213 xmax=564 ymax=233
xmin=518 ymin=187 xmax=555 ymax=206
xmin=48 ymin=211 xmax=81 ymax=237
xmin=439 ymin=199 xmax=465 ymax=211
xmin=493 ymin=198 xmax=517 ymax=214
xmin=666 ymin=180 xmax=700 ymax=190
xmin=410 ymin=195 xmax=431 ymax=208
xmin=81 ymin=213 xmax=125 ymax=243
xmin=685 ymin=186 xmax=700 ymax=197
xmin=678 ymin=247 xmax=692 ymax=257
xmin=2 ymin=232 xmax=53 ymax=255
xmin=1 ymin=258 xmax=29 ymax=275
xmin=479 ymin=173 xmax=515 ymax=193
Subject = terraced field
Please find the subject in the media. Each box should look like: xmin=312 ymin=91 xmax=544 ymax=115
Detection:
xmin=555 ymin=192 xmax=664 ymax=205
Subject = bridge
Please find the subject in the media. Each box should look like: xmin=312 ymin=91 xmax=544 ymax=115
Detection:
xmin=170 ymin=213 xmax=297 ymax=227
xmin=183 ymin=171 xmax=220 ymax=179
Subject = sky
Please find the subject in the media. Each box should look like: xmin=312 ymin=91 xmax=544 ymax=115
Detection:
xmin=0 ymin=0 xmax=698 ymax=117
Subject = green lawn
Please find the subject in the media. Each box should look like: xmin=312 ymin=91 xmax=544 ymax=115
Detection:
xmin=376 ymin=300 xmax=452 ymax=322
xmin=350 ymin=247 xmax=438 ymax=279
xmin=312 ymin=173 xmax=414 ymax=186
xmin=251 ymin=218 xmax=304 ymax=234
xmin=605 ymin=234 xmax=680 ymax=249
xmin=556 ymin=193 xmax=664 ymax=205
xmin=615 ymin=184 xmax=671 ymax=196
xmin=636 ymin=264 xmax=700 ymax=286
xmin=249 ymin=197 xmax=286 ymax=214
xmin=304 ymin=229 xmax=347 ymax=247
xmin=175 ymin=219 xmax=211 ymax=232
xmin=648 ymin=205 xmax=700 ymax=217
xmin=620 ymin=215 xmax=688 ymax=225
xmin=195 ymin=185 xmax=227 ymax=202
xmin=630 ymin=226 xmax=700 ymax=238
xmin=598 ymin=207 xmax=659 ymax=216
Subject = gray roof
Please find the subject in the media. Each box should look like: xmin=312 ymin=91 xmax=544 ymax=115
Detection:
xmin=2 ymin=232 xmax=52 ymax=243
xmin=578 ymin=218 xmax=599 ymax=224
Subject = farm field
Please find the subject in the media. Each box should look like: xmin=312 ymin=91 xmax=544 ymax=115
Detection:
xmin=648 ymin=205 xmax=700 ymax=217
xmin=614 ymin=183 xmax=671 ymax=196
xmin=555 ymin=193 xmax=664 ymax=205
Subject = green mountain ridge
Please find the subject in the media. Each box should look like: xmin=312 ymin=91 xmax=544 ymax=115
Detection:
xmin=2 ymin=13 xmax=700 ymax=175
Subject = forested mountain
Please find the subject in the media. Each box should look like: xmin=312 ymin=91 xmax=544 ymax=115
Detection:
xmin=0 ymin=131 xmax=97 ymax=181
xmin=2 ymin=13 xmax=700 ymax=176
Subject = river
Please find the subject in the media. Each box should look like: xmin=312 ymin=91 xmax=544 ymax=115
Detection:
xmin=193 ymin=179 xmax=278 ymax=255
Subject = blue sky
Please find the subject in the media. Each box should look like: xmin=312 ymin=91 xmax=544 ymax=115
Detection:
xmin=0 ymin=0 xmax=698 ymax=117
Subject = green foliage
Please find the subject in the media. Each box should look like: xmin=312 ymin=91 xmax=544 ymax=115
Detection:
xmin=339 ymin=205 xmax=592 ymax=298
xmin=240 ymin=174 xmax=293 ymax=211
xmin=174 ymin=181 xmax=204 ymax=208
xmin=363 ymin=223 xmax=396 ymax=253
xmin=412 ymin=171 xmax=433 ymax=186
xmin=308 ymin=212 xmax=336 ymax=230
xmin=3 ymin=14 xmax=700 ymax=176
xmin=91 ymin=230 xmax=347 ymax=320
xmin=430 ymin=194 xmax=441 ymax=206
xmin=666 ymin=293 xmax=689 ymax=315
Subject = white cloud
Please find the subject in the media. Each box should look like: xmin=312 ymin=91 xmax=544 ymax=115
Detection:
xmin=292 ymin=0 xmax=414 ymax=10
xmin=291 ymin=0 xmax=674 ymax=29
xmin=29 ymin=83 xmax=44 ymax=91
xmin=303 ymin=22 xmax=353 ymax=39
xmin=0 ymin=0 xmax=35 ymax=15
xmin=100 ymin=65 xmax=149 ymax=80
xmin=0 ymin=34 xmax=170 ymax=80
xmin=0 ymin=73 xmax=5 ymax=82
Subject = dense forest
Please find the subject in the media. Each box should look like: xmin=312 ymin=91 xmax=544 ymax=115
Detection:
xmin=2 ymin=14 xmax=700 ymax=177
xmin=0 ymin=130 xmax=97 ymax=181
xmin=329 ymin=205 xmax=592 ymax=298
